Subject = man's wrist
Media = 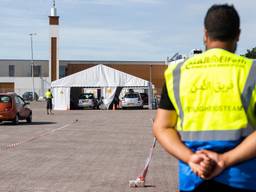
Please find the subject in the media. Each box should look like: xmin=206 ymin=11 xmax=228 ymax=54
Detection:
xmin=185 ymin=151 xmax=195 ymax=164
xmin=219 ymin=153 xmax=230 ymax=169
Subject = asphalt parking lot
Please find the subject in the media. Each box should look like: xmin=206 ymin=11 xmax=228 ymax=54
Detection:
xmin=0 ymin=102 xmax=178 ymax=192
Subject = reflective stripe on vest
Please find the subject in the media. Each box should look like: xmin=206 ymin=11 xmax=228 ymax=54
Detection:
xmin=179 ymin=125 xmax=254 ymax=141
xmin=241 ymin=60 xmax=256 ymax=112
xmin=165 ymin=49 xmax=256 ymax=141
xmin=173 ymin=61 xmax=184 ymax=128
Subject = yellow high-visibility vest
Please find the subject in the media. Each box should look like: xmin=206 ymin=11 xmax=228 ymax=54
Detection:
xmin=165 ymin=48 xmax=256 ymax=141
xmin=45 ymin=91 xmax=53 ymax=99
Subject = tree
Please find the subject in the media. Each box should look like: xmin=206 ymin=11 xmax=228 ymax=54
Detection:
xmin=244 ymin=47 xmax=256 ymax=59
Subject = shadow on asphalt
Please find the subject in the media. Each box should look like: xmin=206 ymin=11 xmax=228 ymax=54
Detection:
xmin=0 ymin=121 xmax=56 ymax=126
xmin=144 ymin=185 xmax=156 ymax=188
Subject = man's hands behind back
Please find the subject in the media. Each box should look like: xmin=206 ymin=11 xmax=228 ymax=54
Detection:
xmin=188 ymin=152 xmax=216 ymax=178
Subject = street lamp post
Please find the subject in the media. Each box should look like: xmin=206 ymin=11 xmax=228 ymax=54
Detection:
xmin=148 ymin=65 xmax=153 ymax=110
xmin=29 ymin=33 xmax=36 ymax=100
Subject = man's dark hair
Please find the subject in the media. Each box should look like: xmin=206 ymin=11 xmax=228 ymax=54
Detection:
xmin=204 ymin=4 xmax=240 ymax=41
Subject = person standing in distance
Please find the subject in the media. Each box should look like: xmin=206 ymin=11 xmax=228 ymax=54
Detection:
xmin=153 ymin=4 xmax=256 ymax=192
xmin=45 ymin=88 xmax=54 ymax=115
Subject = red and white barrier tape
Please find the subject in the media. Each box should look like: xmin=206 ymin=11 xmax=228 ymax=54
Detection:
xmin=2 ymin=120 xmax=77 ymax=151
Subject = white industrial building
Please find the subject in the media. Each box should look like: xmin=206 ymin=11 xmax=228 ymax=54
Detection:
xmin=0 ymin=59 xmax=51 ymax=97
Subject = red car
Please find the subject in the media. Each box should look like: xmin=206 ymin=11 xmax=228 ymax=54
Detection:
xmin=0 ymin=93 xmax=32 ymax=124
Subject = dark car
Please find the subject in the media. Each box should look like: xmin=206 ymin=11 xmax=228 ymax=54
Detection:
xmin=140 ymin=93 xmax=148 ymax=105
xmin=0 ymin=93 xmax=32 ymax=124
xmin=22 ymin=91 xmax=39 ymax=101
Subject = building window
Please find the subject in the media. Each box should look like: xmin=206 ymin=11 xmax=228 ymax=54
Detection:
xmin=59 ymin=65 xmax=66 ymax=78
xmin=32 ymin=65 xmax=41 ymax=77
xmin=9 ymin=65 xmax=15 ymax=77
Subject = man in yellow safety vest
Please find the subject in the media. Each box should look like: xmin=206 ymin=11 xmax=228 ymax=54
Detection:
xmin=45 ymin=89 xmax=53 ymax=115
xmin=153 ymin=4 xmax=256 ymax=192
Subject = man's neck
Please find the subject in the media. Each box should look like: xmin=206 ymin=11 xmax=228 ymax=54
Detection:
xmin=206 ymin=40 xmax=236 ymax=53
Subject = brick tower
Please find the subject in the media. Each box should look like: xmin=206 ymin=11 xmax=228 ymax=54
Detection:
xmin=49 ymin=0 xmax=59 ymax=81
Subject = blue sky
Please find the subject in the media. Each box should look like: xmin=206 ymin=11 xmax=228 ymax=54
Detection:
xmin=0 ymin=0 xmax=255 ymax=61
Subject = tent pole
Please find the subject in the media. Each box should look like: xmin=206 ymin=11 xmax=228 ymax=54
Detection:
xmin=148 ymin=82 xmax=153 ymax=110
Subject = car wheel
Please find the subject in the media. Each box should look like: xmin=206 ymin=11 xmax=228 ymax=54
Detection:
xmin=13 ymin=114 xmax=19 ymax=125
xmin=26 ymin=113 xmax=32 ymax=123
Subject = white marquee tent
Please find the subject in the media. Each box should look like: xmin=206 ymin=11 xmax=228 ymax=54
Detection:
xmin=51 ymin=64 xmax=151 ymax=110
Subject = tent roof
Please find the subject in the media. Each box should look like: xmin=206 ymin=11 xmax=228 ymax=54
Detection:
xmin=51 ymin=64 xmax=149 ymax=88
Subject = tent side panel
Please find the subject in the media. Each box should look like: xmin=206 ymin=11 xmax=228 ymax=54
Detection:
xmin=53 ymin=87 xmax=70 ymax=110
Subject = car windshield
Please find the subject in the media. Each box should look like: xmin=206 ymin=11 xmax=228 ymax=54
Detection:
xmin=0 ymin=96 xmax=11 ymax=103
xmin=80 ymin=94 xmax=94 ymax=99
xmin=124 ymin=94 xmax=139 ymax=98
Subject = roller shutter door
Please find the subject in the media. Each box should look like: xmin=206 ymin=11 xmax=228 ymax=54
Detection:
xmin=0 ymin=83 xmax=14 ymax=93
